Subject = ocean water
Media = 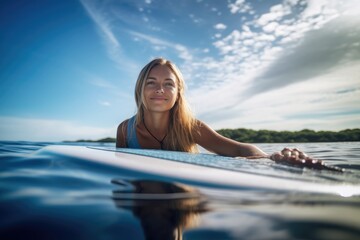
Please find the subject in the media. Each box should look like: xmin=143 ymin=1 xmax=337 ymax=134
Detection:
xmin=0 ymin=141 xmax=360 ymax=240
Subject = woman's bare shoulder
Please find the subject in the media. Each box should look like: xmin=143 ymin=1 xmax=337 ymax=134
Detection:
xmin=116 ymin=118 xmax=130 ymax=148
xmin=117 ymin=119 xmax=130 ymax=129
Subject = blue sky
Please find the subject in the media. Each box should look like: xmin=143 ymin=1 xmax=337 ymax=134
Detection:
xmin=1 ymin=0 xmax=359 ymax=141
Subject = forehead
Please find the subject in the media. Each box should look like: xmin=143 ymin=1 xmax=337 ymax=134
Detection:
xmin=147 ymin=64 xmax=176 ymax=80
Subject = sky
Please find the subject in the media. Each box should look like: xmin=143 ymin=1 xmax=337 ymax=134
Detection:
xmin=1 ymin=0 xmax=359 ymax=142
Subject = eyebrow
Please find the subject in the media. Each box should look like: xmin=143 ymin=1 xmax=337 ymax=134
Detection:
xmin=146 ymin=77 xmax=175 ymax=82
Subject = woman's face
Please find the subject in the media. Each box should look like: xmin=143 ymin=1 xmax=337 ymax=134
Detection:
xmin=143 ymin=64 xmax=178 ymax=113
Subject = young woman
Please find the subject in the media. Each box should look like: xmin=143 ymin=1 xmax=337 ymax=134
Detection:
xmin=116 ymin=58 xmax=328 ymax=168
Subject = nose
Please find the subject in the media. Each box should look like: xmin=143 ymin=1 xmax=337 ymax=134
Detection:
xmin=155 ymin=87 xmax=164 ymax=94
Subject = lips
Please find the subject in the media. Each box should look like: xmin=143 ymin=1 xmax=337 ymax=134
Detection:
xmin=150 ymin=97 xmax=167 ymax=101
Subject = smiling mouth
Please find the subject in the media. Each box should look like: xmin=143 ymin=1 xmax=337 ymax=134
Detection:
xmin=150 ymin=97 xmax=167 ymax=101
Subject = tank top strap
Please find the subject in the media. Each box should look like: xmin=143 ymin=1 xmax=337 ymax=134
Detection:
xmin=126 ymin=116 xmax=141 ymax=148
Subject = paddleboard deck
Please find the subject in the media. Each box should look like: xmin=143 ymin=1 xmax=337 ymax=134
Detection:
xmin=40 ymin=145 xmax=360 ymax=197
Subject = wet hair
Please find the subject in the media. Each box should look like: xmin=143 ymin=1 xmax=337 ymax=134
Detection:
xmin=134 ymin=58 xmax=198 ymax=152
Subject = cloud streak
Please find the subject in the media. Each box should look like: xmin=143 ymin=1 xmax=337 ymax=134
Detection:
xmin=201 ymin=60 xmax=360 ymax=131
xmin=129 ymin=31 xmax=193 ymax=61
xmin=79 ymin=0 xmax=138 ymax=72
xmin=80 ymin=0 xmax=120 ymax=60
xmin=248 ymin=14 xmax=360 ymax=96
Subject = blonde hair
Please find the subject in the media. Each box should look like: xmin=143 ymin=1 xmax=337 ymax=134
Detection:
xmin=134 ymin=58 xmax=198 ymax=153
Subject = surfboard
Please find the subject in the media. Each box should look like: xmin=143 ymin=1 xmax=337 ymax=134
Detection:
xmin=41 ymin=145 xmax=360 ymax=197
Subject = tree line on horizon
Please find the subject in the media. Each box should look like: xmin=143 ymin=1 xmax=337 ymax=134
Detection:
xmin=217 ymin=128 xmax=360 ymax=143
xmin=69 ymin=128 xmax=360 ymax=143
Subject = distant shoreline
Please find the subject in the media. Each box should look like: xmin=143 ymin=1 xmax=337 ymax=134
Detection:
xmin=64 ymin=128 xmax=360 ymax=143
xmin=63 ymin=137 xmax=116 ymax=143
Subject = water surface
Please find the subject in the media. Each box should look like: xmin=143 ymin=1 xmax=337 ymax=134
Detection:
xmin=0 ymin=141 xmax=359 ymax=239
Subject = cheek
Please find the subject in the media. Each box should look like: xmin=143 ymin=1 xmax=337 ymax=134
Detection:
xmin=176 ymin=89 xmax=181 ymax=100
xmin=143 ymin=88 xmax=152 ymax=97
xmin=172 ymin=89 xmax=179 ymax=101
xmin=142 ymin=90 xmax=150 ymax=106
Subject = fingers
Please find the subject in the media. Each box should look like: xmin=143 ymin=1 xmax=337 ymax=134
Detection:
xmin=281 ymin=148 xmax=292 ymax=157
xmin=293 ymin=148 xmax=308 ymax=159
xmin=271 ymin=148 xmax=342 ymax=172
xmin=270 ymin=152 xmax=283 ymax=161
xmin=291 ymin=149 xmax=299 ymax=158
xmin=272 ymin=148 xmax=314 ymax=164
xmin=298 ymin=151 xmax=307 ymax=159
xmin=280 ymin=148 xmax=308 ymax=160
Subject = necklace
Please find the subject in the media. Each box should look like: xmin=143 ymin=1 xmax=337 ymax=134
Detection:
xmin=143 ymin=120 xmax=167 ymax=149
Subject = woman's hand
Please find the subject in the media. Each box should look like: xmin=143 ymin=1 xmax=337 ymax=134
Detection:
xmin=269 ymin=148 xmax=344 ymax=172
xmin=270 ymin=148 xmax=309 ymax=162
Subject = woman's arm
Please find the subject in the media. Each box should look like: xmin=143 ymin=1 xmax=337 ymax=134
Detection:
xmin=194 ymin=121 xmax=344 ymax=172
xmin=194 ymin=121 xmax=268 ymax=158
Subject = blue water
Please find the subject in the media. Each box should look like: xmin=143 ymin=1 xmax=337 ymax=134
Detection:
xmin=1 ymin=141 xmax=360 ymax=240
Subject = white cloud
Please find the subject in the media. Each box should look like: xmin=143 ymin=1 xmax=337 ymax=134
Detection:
xmin=257 ymin=4 xmax=290 ymax=26
xmin=129 ymin=31 xmax=193 ymax=61
xmin=153 ymin=45 xmax=167 ymax=51
xmin=243 ymin=39 xmax=255 ymax=46
xmin=174 ymin=44 xmax=193 ymax=61
xmin=262 ymin=22 xmax=279 ymax=33
xmin=0 ymin=117 xmax=115 ymax=141
xmin=302 ymin=0 xmax=328 ymax=18
xmin=228 ymin=0 xmax=252 ymax=14
xmin=189 ymin=14 xmax=202 ymax=24
xmin=214 ymin=23 xmax=227 ymax=30
xmin=256 ymin=33 xmax=276 ymax=42
xmin=129 ymin=31 xmax=168 ymax=46
xmin=284 ymin=0 xmax=302 ymax=7
xmin=274 ymin=24 xmax=291 ymax=37
xmin=99 ymin=101 xmax=111 ymax=106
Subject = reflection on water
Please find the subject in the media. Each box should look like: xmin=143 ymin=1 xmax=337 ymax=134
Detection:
xmin=110 ymin=178 xmax=360 ymax=240
xmin=112 ymin=179 xmax=208 ymax=240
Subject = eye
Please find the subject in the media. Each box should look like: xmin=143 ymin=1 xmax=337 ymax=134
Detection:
xmin=165 ymin=82 xmax=175 ymax=87
xmin=146 ymin=80 xmax=155 ymax=85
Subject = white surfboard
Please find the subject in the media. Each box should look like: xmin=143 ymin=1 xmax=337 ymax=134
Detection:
xmin=42 ymin=145 xmax=360 ymax=197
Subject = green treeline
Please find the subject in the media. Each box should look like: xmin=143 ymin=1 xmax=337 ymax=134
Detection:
xmin=67 ymin=129 xmax=360 ymax=143
xmin=216 ymin=128 xmax=360 ymax=143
